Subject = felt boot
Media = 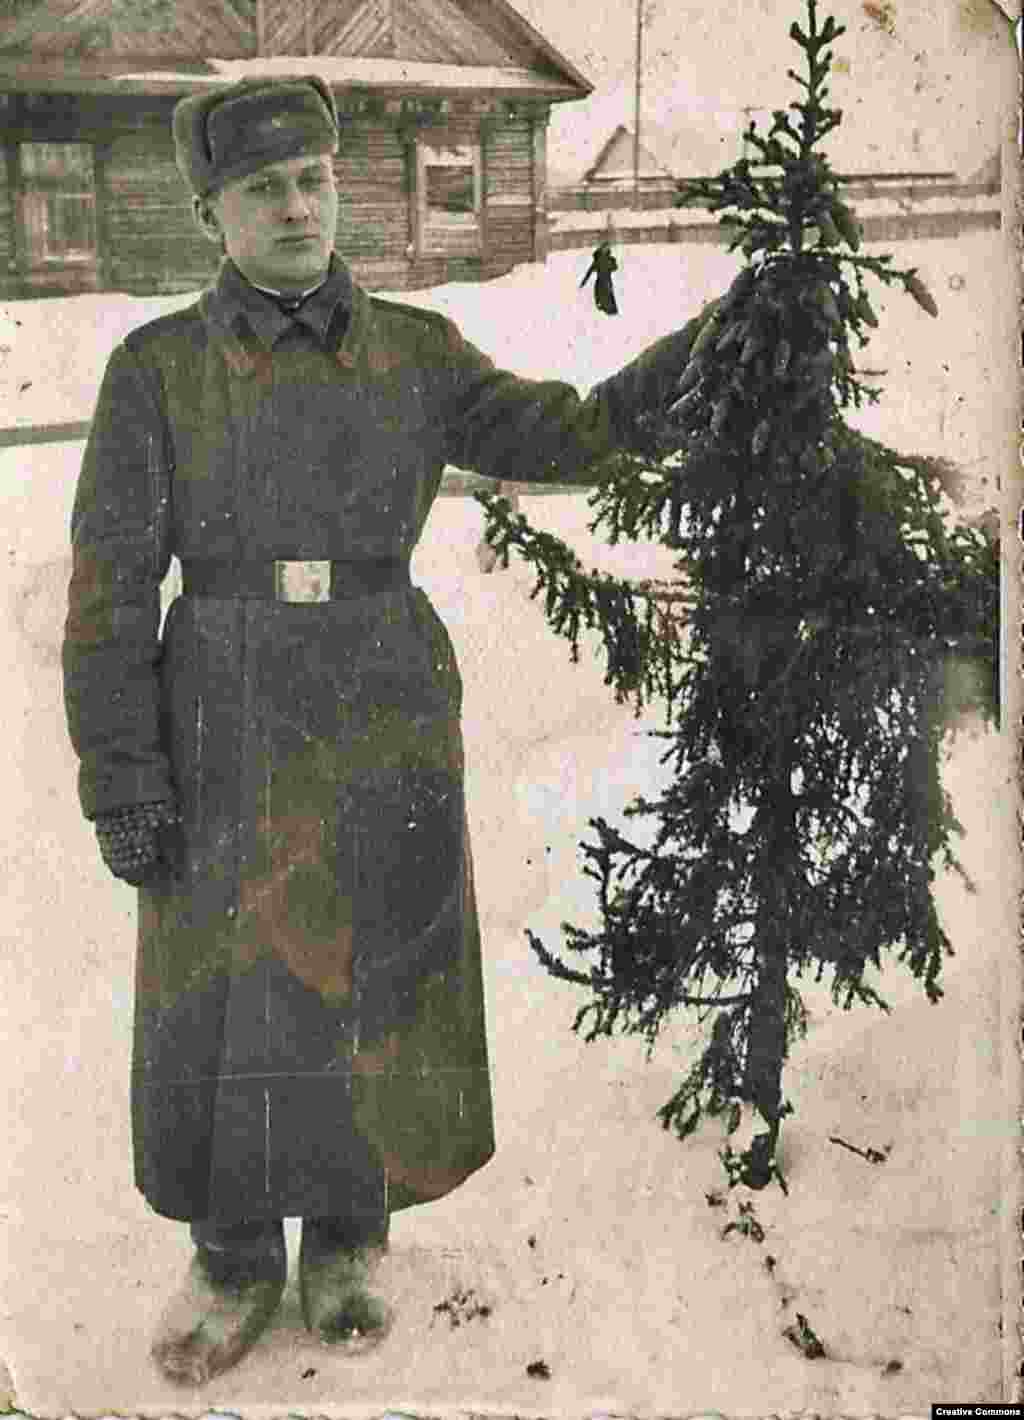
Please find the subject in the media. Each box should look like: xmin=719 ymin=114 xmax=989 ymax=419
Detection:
xmin=299 ymin=1215 xmax=393 ymax=1353
xmin=150 ymin=1218 xmax=287 ymax=1384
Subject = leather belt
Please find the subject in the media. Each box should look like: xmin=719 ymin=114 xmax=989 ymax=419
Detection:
xmin=181 ymin=557 xmax=411 ymax=603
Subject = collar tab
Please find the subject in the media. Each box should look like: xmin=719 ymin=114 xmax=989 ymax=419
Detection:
xmin=203 ymin=257 xmax=365 ymax=373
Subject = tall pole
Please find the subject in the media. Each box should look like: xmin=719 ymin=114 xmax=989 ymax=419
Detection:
xmin=633 ymin=0 xmax=643 ymax=210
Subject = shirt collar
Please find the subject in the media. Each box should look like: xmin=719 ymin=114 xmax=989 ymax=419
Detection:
xmin=214 ymin=254 xmax=353 ymax=351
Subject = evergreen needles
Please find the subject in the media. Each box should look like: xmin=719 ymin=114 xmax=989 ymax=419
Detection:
xmin=476 ymin=0 xmax=998 ymax=1192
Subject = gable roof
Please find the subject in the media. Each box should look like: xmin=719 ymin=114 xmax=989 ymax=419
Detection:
xmin=582 ymin=124 xmax=677 ymax=183
xmin=0 ymin=0 xmax=592 ymax=101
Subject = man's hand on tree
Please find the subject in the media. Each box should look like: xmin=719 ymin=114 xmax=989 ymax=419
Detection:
xmin=94 ymin=800 xmax=183 ymax=886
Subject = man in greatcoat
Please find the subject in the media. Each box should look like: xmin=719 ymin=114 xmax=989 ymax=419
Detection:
xmin=61 ymin=74 xmax=710 ymax=1385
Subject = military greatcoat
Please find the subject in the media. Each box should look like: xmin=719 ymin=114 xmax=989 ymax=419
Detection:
xmin=62 ymin=255 xmax=701 ymax=1223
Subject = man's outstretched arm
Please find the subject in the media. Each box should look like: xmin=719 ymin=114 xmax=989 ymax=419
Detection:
xmin=439 ymin=303 xmax=716 ymax=485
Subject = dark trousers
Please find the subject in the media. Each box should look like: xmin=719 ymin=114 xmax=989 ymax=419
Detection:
xmin=190 ymin=1164 xmax=390 ymax=1256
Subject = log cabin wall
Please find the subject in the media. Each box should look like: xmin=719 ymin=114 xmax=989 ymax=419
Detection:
xmin=482 ymin=112 xmax=535 ymax=276
xmin=0 ymin=91 xmax=553 ymax=297
xmin=102 ymin=108 xmax=217 ymax=294
xmin=334 ymin=113 xmax=415 ymax=292
xmin=0 ymin=0 xmax=590 ymax=296
xmin=335 ymin=98 xmax=549 ymax=293
xmin=0 ymin=93 xmax=217 ymax=297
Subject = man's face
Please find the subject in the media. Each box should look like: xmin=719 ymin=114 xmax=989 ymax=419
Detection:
xmin=197 ymin=152 xmax=338 ymax=292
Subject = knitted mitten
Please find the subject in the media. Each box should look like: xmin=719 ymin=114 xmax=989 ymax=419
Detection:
xmin=94 ymin=800 xmax=182 ymax=886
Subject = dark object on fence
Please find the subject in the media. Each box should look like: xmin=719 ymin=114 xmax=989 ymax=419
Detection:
xmin=580 ymin=241 xmax=619 ymax=315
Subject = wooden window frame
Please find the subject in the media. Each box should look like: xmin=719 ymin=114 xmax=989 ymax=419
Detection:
xmin=18 ymin=141 xmax=98 ymax=269
xmin=413 ymin=133 xmax=483 ymax=258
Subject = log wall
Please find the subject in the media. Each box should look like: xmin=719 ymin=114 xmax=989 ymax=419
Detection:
xmin=481 ymin=115 xmax=534 ymax=274
xmin=330 ymin=98 xmax=546 ymax=290
xmin=103 ymin=126 xmax=218 ymax=294
xmin=547 ymin=171 xmax=1000 ymax=213
xmin=0 ymin=93 xmax=213 ymax=296
xmin=335 ymin=116 xmax=412 ymax=283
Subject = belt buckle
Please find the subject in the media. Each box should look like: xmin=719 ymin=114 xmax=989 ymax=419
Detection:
xmin=274 ymin=559 xmax=331 ymax=603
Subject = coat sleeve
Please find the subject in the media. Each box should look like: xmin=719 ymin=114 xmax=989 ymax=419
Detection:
xmin=438 ymin=301 xmax=714 ymax=484
xmin=61 ymin=341 xmax=175 ymax=821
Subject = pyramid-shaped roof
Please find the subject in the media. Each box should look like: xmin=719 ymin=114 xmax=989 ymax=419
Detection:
xmin=582 ymin=124 xmax=676 ymax=183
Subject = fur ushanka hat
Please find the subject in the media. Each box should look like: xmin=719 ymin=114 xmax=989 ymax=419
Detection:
xmin=173 ymin=75 xmax=340 ymax=199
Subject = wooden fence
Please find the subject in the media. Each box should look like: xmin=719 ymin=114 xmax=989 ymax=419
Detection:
xmin=546 ymin=169 xmax=1001 ymax=252
xmin=546 ymin=170 xmax=995 ymax=211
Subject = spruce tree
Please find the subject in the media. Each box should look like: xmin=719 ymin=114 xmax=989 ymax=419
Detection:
xmin=477 ymin=0 xmax=998 ymax=1190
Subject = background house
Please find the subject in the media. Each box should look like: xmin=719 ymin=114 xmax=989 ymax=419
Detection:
xmin=0 ymin=0 xmax=591 ymax=297
xmin=578 ymin=123 xmax=677 ymax=193
xmin=542 ymin=55 xmax=1002 ymax=251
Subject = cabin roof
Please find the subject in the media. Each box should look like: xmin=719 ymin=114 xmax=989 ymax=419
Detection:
xmin=0 ymin=0 xmax=592 ymax=102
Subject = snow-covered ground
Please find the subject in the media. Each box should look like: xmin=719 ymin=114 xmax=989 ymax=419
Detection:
xmin=0 ymin=238 xmax=1019 ymax=1415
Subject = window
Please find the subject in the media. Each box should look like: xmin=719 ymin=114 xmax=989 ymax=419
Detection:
xmin=19 ymin=143 xmax=98 ymax=266
xmin=415 ymin=139 xmax=481 ymax=256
